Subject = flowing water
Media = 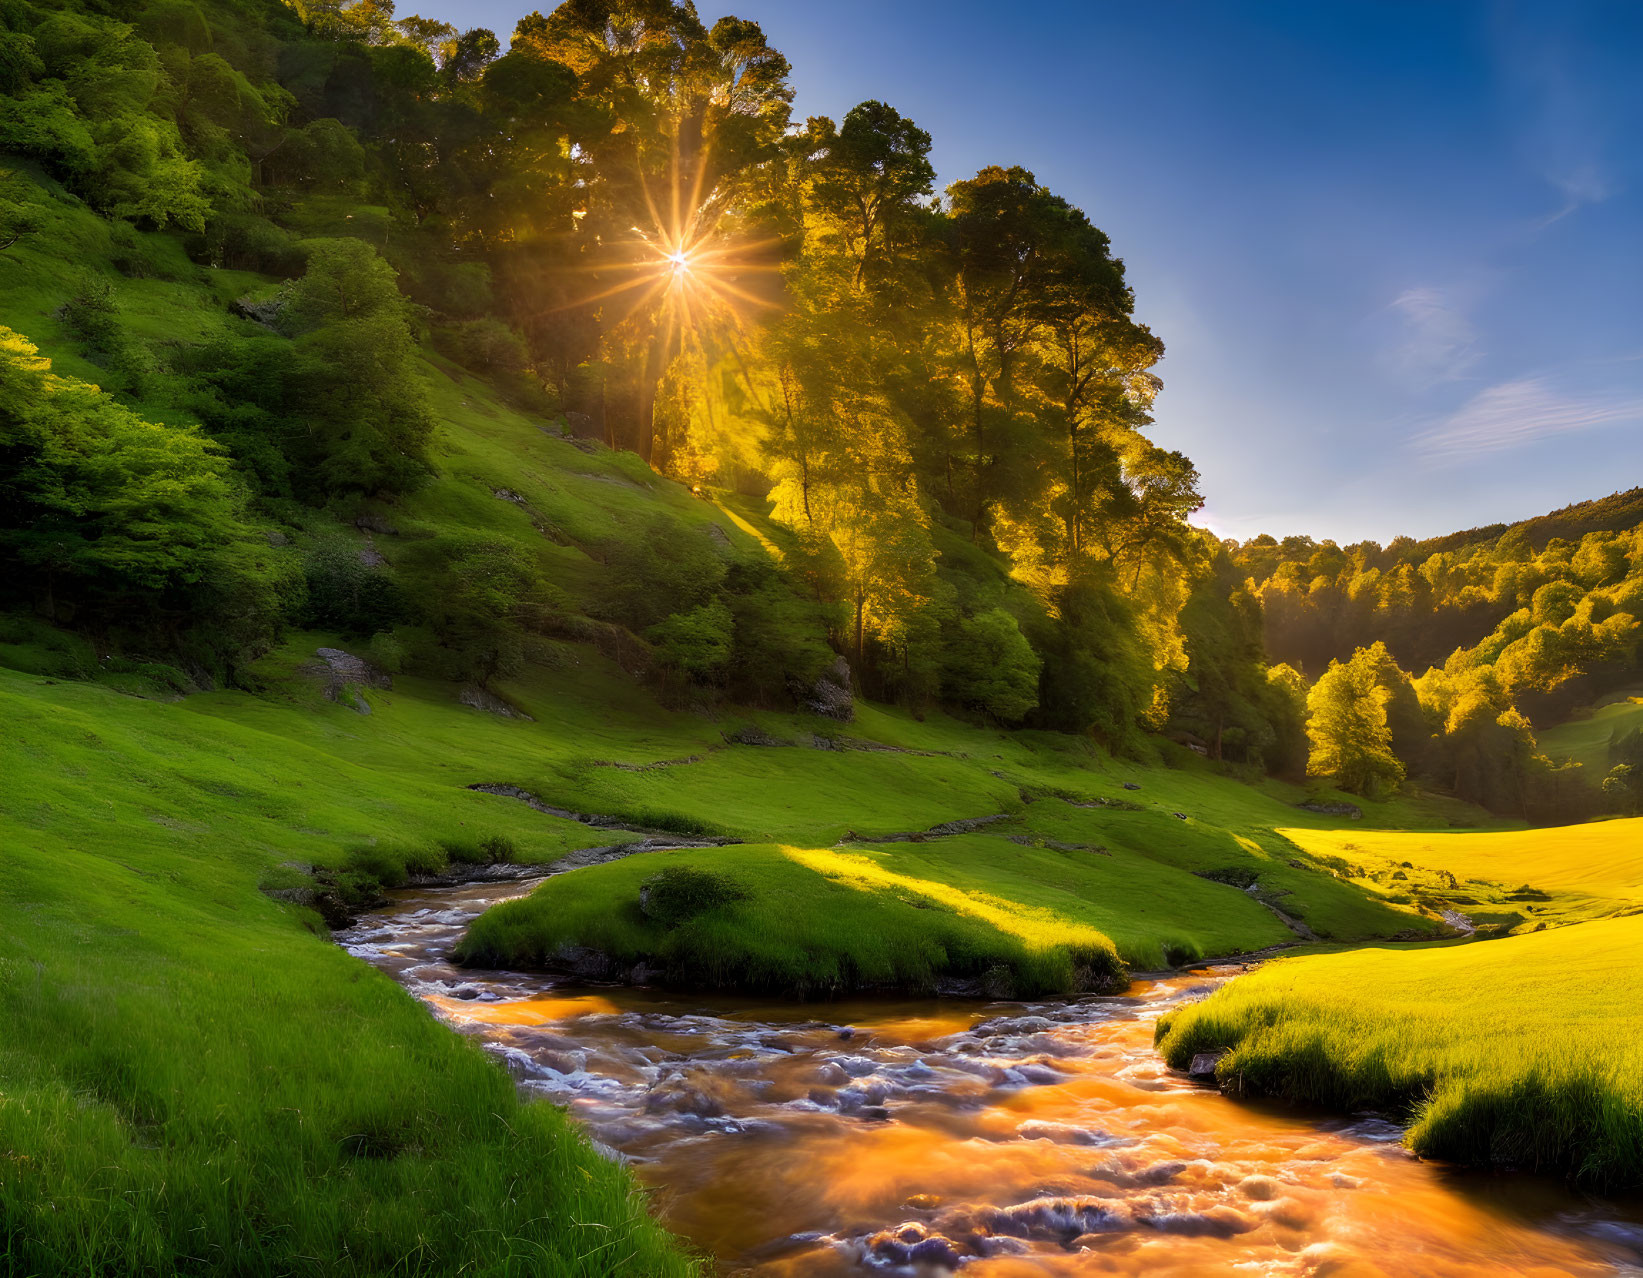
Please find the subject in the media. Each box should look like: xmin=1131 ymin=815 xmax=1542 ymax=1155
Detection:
xmin=340 ymin=878 xmax=1643 ymax=1277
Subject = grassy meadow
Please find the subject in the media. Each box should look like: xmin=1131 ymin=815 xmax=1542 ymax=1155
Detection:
xmin=4 ymin=155 xmax=1637 ymax=1263
xmin=0 ymin=667 xmax=696 ymax=1278
xmin=1155 ymin=914 xmax=1643 ymax=1187
xmin=1283 ymin=818 xmax=1643 ymax=929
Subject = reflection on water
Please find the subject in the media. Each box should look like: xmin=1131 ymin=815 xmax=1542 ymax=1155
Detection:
xmin=340 ymin=879 xmax=1643 ymax=1276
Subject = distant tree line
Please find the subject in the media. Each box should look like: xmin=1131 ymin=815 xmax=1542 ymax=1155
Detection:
xmin=1238 ymin=509 xmax=1643 ymax=820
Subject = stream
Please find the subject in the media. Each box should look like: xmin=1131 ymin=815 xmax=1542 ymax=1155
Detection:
xmin=339 ymin=876 xmax=1643 ymax=1276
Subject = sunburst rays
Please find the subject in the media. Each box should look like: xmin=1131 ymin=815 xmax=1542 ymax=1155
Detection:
xmin=557 ymin=135 xmax=786 ymax=356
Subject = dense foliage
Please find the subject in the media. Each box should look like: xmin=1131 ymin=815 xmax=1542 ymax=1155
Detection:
xmin=0 ymin=0 xmax=1225 ymax=747
xmin=1227 ymin=497 xmax=1643 ymax=817
xmin=1234 ymin=490 xmax=1643 ymax=703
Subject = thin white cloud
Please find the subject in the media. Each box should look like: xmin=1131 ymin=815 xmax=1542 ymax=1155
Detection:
xmin=1381 ymin=286 xmax=1479 ymax=386
xmin=1411 ymin=377 xmax=1643 ymax=459
xmin=1493 ymin=11 xmax=1617 ymax=230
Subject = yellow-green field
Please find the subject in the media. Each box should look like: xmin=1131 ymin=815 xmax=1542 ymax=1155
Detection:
xmin=1156 ymin=912 xmax=1643 ymax=1186
xmin=1283 ymin=818 xmax=1643 ymax=929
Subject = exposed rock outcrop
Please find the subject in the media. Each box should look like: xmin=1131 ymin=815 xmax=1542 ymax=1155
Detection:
xmin=1188 ymin=1051 xmax=1225 ymax=1081
xmin=1298 ymin=800 xmax=1362 ymax=819
xmin=841 ymin=814 xmax=1009 ymax=845
xmin=309 ymin=647 xmax=391 ymax=714
xmin=458 ymin=685 xmax=533 ymax=720
xmin=231 ymin=292 xmax=284 ymax=328
xmin=802 ymin=656 xmax=854 ymax=721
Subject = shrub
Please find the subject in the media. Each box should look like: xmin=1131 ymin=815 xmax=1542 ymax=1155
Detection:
xmin=200 ymin=213 xmax=305 ymax=274
xmin=477 ymin=833 xmax=517 ymax=864
xmin=366 ymin=628 xmax=407 ymax=674
xmin=331 ymin=868 xmax=385 ymax=908
xmin=641 ymin=866 xmax=745 ymax=928
xmin=345 ymin=841 xmax=444 ymax=887
xmin=300 ymin=538 xmax=407 ymax=635
xmin=59 ymin=272 xmax=121 ymax=349
xmin=445 ymin=317 xmax=526 ymax=374
xmin=646 ymin=601 xmax=733 ymax=685
xmin=398 ymin=535 xmax=550 ymax=687
xmin=597 ymin=517 xmax=727 ymax=630
xmin=58 ymin=272 xmax=151 ymax=392
xmin=942 ymin=607 xmax=1040 ymax=722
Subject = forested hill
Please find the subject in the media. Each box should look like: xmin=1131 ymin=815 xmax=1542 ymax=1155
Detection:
xmin=1218 ymin=491 xmax=1643 ymax=819
xmin=1407 ymin=488 xmax=1643 ymax=561
xmin=0 ymin=0 xmax=1637 ymax=827
xmin=1232 ymin=490 xmax=1643 ymax=703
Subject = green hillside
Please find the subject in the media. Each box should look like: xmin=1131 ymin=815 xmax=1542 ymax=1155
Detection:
xmin=1538 ymin=689 xmax=1643 ymax=773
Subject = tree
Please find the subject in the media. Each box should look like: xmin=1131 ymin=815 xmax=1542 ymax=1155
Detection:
xmin=0 ymin=326 xmax=289 ymax=671
xmin=405 ymin=535 xmax=549 ymax=687
xmin=394 ymin=14 xmax=456 ymax=62
xmin=1603 ymin=764 xmax=1638 ymax=814
xmin=941 ymin=608 xmax=1040 ymax=722
xmin=511 ymin=1 xmax=794 ymax=457
xmin=1305 ymin=648 xmax=1405 ymax=796
xmin=1029 ymin=572 xmax=1156 ymax=746
xmin=804 ymin=100 xmax=934 ymax=288
xmin=1262 ymin=663 xmax=1310 ymax=776
xmin=946 ymin=165 xmax=1062 ymax=535
xmin=1357 ymin=640 xmax=1431 ymax=776
xmin=646 ymin=599 xmax=733 ymax=686
xmin=1170 ymin=558 xmax=1273 ymax=762
xmin=280 ymin=238 xmax=434 ymax=497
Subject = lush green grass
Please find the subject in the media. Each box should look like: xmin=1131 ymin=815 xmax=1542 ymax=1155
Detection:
xmin=1284 ymin=817 xmax=1643 ymax=929
xmin=1155 ymin=914 xmax=1643 ymax=1187
xmin=1015 ymin=798 xmax=1434 ymax=942
xmin=455 ymin=842 xmax=1130 ymax=996
xmin=0 ymin=667 xmax=696 ymax=1277
xmin=372 ymin=354 xmax=767 ymax=623
xmin=399 ymin=642 xmax=1496 ymax=990
xmin=1539 ymin=689 xmax=1643 ymax=773
xmin=455 ymin=833 xmax=1293 ymax=991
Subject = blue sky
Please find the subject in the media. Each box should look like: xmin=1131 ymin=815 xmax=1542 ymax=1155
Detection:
xmin=411 ymin=0 xmax=1643 ymax=544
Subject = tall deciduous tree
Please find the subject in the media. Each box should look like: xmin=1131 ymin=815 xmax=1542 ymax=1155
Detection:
xmin=1305 ymin=647 xmax=1405 ymax=796
xmin=803 ymin=100 xmax=934 ymax=288
xmin=511 ymin=0 xmax=792 ymax=457
xmin=279 ymin=238 xmax=433 ymax=497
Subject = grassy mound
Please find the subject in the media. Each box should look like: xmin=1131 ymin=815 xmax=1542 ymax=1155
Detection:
xmin=454 ymin=843 xmax=1128 ymax=997
xmin=1155 ymin=913 xmax=1643 ymax=1187
xmin=0 ymin=669 xmax=695 ymax=1276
